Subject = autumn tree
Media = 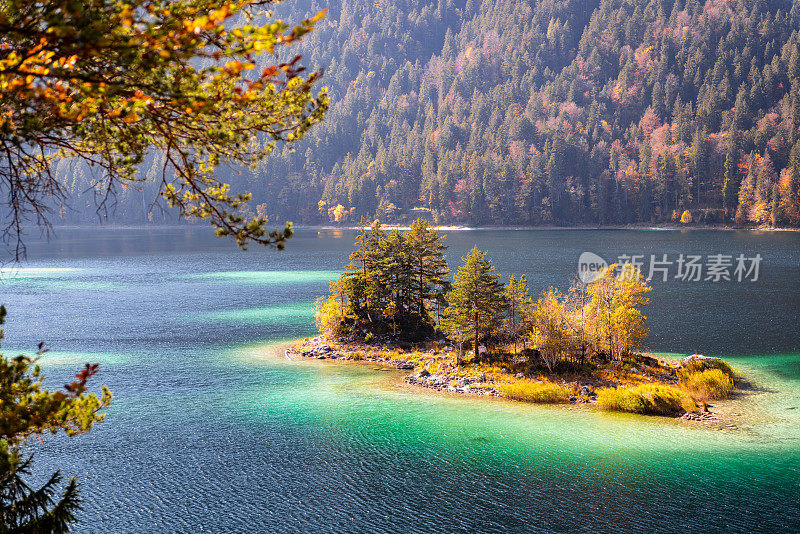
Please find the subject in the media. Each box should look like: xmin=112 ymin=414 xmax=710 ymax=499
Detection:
xmin=528 ymin=288 xmax=572 ymax=373
xmin=585 ymin=264 xmax=651 ymax=360
xmin=440 ymin=247 xmax=507 ymax=362
xmin=0 ymin=306 xmax=112 ymax=531
xmin=0 ymin=0 xmax=328 ymax=256
xmin=315 ymin=279 xmax=346 ymax=338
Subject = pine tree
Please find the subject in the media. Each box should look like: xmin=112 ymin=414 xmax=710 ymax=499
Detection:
xmin=690 ymin=128 xmax=710 ymax=207
xmin=379 ymin=230 xmax=415 ymax=334
xmin=723 ymin=129 xmax=740 ymax=220
xmin=0 ymin=306 xmax=112 ymax=531
xmin=771 ymin=183 xmax=782 ymax=226
xmin=440 ymin=247 xmax=507 ymax=362
xmin=343 ymin=219 xmax=387 ymax=319
xmin=405 ymin=219 xmax=449 ymax=319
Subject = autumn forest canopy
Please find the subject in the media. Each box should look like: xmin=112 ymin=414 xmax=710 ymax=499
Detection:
xmin=33 ymin=0 xmax=800 ymax=230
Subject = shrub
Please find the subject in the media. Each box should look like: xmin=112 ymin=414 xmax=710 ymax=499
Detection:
xmin=314 ymin=295 xmax=345 ymax=338
xmin=680 ymin=369 xmax=734 ymax=400
xmin=501 ymin=380 xmax=571 ymax=403
xmin=597 ymin=384 xmax=696 ymax=415
xmin=680 ymin=357 xmax=735 ymax=378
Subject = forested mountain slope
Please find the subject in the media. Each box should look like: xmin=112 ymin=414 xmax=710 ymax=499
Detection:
xmin=59 ymin=0 xmax=800 ymax=227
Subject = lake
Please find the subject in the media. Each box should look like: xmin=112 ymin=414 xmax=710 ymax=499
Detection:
xmin=1 ymin=227 xmax=800 ymax=532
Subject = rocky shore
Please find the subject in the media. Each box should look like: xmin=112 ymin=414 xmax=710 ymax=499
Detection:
xmin=287 ymin=337 xmax=416 ymax=370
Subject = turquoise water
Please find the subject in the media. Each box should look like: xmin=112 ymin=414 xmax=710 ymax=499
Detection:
xmin=1 ymin=227 xmax=799 ymax=532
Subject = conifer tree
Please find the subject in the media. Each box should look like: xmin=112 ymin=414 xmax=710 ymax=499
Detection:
xmin=405 ymin=219 xmax=449 ymax=318
xmin=440 ymin=247 xmax=507 ymax=361
xmin=0 ymin=306 xmax=112 ymax=531
xmin=723 ymin=129 xmax=741 ymax=219
xmin=379 ymin=230 xmax=414 ymax=334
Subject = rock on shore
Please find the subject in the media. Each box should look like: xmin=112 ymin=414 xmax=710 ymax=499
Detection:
xmin=404 ymin=371 xmax=499 ymax=396
xmin=288 ymin=336 xmax=419 ymax=370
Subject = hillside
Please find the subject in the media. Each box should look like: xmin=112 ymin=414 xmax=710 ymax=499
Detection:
xmin=57 ymin=0 xmax=800 ymax=227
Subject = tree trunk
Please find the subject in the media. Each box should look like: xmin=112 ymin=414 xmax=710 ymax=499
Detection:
xmin=511 ymin=301 xmax=517 ymax=355
xmin=473 ymin=310 xmax=479 ymax=363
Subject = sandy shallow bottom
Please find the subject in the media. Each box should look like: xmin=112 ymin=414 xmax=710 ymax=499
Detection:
xmin=231 ymin=341 xmax=800 ymax=451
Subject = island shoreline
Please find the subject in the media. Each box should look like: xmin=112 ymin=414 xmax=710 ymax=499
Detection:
xmin=286 ymin=337 xmax=742 ymax=426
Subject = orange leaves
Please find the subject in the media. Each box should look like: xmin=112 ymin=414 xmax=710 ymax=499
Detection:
xmin=184 ymin=3 xmax=234 ymax=35
xmin=261 ymin=65 xmax=278 ymax=79
xmin=310 ymin=9 xmax=328 ymax=23
xmin=119 ymin=5 xmax=134 ymax=26
xmin=208 ymin=4 xmax=231 ymax=23
xmin=56 ymin=55 xmax=78 ymax=69
xmin=223 ymin=60 xmax=254 ymax=76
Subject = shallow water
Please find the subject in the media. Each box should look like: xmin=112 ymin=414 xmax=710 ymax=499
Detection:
xmin=1 ymin=227 xmax=799 ymax=532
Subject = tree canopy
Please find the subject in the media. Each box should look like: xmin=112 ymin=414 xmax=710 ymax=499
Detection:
xmin=440 ymin=246 xmax=507 ymax=360
xmin=316 ymin=218 xmax=449 ymax=340
xmin=0 ymin=0 xmax=328 ymax=255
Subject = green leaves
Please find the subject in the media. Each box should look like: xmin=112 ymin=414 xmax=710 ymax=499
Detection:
xmin=327 ymin=218 xmax=448 ymax=339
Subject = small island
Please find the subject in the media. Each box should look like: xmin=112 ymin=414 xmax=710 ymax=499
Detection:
xmin=290 ymin=218 xmax=739 ymax=420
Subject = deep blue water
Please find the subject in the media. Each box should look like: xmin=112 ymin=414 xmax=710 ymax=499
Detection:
xmin=1 ymin=227 xmax=800 ymax=533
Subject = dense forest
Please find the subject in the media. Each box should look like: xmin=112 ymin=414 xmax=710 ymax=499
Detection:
xmin=52 ymin=0 xmax=800 ymax=227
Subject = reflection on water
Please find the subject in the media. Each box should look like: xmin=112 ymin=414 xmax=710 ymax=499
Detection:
xmin=1 ymin=227 xmax=799 ymax=532
xmin=183 ymin=269 xmax=338 ymax=285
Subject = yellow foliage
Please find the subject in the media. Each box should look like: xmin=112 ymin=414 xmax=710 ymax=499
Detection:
xmin=584 ymin=264 xmax=651 ymax=360
xmin=500 ymin=380 xmax=571 ymax=403
xmin=597 ymin=384 xmax=696 ymax=415
xmin=612 ymin=81 xmax=624 ymax=101
xmin=680 ymin=357 xmax=734 ymax=377
xmin=680 ymin=210 xmax=693 ymax=224
xmin=314 ymin=295 xmax=345 ymax=338
xmin=680 ymin=369 xmax=734 ymax=400
xmin=327 ymin=204 xmax=347 ymax=222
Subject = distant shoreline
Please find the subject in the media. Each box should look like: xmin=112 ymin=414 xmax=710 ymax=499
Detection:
xmin=305 ymin=223 xmax=800 ymax=232
xmin=42 ymin=222 xmax=800 ymax=233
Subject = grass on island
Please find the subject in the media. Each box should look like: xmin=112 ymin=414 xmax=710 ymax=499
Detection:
xmin=680 ymin=368 xmax=735 ymax=400
xmin=500 ymin=380 xmax=572 ymax=403
xmin=679 ymin=357 xmax=735 ymax=377
xmin=595 ymin=357 xmax=737 ymax=415
xmin=597 ymin=384 xmax=697 ymax=416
